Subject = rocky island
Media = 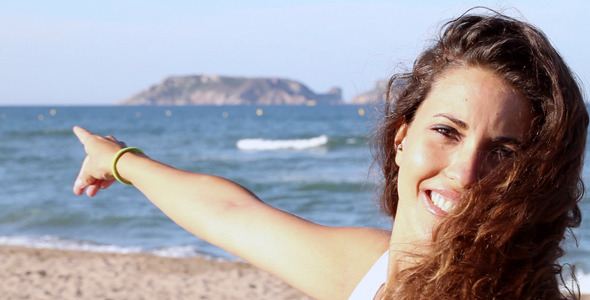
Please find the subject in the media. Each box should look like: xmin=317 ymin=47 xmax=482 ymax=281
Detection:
xmin=349 ymin=78 xmax=408 ymax=105
xmin=349 ymin=79 xmax=388 ymax=105
xmin=118 ymin=75 xmax=343 ymax=106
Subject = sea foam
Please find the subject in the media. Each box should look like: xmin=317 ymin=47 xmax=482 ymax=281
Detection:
xmin=0 ymin=236 xmax=142 ymax=254
xmin=0 ymin=235 xmax=223 ymax=259
xmin=236 ymin=135 xmax=328 ymax=151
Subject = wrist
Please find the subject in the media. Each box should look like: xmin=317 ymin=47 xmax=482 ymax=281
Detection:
xmin=111 ymin=147 xmax=145 ymax=185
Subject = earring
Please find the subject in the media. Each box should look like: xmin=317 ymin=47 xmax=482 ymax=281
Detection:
xmin=397 ymin=143 xmax=403 ymax=151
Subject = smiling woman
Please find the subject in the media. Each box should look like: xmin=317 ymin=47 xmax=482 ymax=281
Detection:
xmin=384 ymin=66 xmax=537 ymax=296
xmin=375 ymin=9 xmax=588 ymax=299
xmin=71 ymin=8 xmax=587 ymax=300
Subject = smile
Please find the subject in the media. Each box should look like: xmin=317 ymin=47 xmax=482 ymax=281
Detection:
xmin=425 ymin=190 xmax=457 ymax=216
xmin=432 ymin=191 xmax=455 ymax=212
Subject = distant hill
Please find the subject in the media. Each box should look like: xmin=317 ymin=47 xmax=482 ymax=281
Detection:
xmin=350 ymin=79 xmax=388 ymax=105
xmin=349 ymin=78 xmax=407 ymax=105
xmin=118 ymin=75 xmax=343 ymax=106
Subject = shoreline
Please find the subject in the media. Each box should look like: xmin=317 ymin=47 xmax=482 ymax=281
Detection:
xmin=0 ymin=244 xmax=310 ymax=299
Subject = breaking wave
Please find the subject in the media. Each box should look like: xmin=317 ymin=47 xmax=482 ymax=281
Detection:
xmin=237 ymin=135 xmax=328 ymax=151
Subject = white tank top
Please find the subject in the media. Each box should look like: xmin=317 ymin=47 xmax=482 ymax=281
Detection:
xmin=348 ymin=250 xmax=389 ymax=300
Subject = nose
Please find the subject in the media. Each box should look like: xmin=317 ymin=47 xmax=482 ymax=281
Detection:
xmin=444 ymin=146 xmax=482 ymax=189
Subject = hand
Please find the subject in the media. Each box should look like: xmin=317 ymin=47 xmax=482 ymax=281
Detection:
xmin=72 ymin=126 xmax=126 ymax=197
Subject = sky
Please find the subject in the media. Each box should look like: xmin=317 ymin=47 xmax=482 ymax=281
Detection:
xmin=1 ymin=0 xmax=588 ymax=105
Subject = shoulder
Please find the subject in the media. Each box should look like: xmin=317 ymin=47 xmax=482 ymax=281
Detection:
xmin=348 ymin=249 xmax=389 ymax=300
xmin=266 ymin=224 xmax=390 ymax=300
xmin=323 ymin=227 xmax=391 ymax=299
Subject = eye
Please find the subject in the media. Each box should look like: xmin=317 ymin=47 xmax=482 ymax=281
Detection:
xmin=432 ymin=125 xmax=459 ymax=140
xmin=490 ymin=146 xmax=516 ymax=161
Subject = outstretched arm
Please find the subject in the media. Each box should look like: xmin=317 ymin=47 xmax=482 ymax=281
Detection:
xmin=72 ymin=126 xmax=390 ymax=300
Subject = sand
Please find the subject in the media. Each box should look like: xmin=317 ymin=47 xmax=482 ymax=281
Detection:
xmin=2 ymin=245 xmax=588 ymax=299
xmin=0 ymin=245 xmax=311 ymax=300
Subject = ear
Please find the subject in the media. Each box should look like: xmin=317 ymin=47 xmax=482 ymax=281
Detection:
xmin=394 ymin=123 xmax=408 ymax=167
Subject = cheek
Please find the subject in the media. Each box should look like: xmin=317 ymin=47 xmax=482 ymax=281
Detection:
xmin=397 ymin=138 xmax=443 ymax=190
xmin=397 ymin=143 xmax=425 ymax=192
xmin=403 ymin=137 xmax=437 ymax=170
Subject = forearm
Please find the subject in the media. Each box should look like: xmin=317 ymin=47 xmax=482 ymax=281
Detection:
xmin=115 ymin=151 xmax=267 ymax=246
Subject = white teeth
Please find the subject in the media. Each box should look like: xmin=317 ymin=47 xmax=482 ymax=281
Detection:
xmin=431 ymin=192 xmax=455 ymax=213
xmin=443 ymin=200 xmax=453 ymax=212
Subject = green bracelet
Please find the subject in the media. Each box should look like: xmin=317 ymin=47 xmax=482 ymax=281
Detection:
xmin=111 ymin=147 xmax=145 ymax=185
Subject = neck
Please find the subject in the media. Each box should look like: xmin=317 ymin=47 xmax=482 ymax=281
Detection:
xmin=386 ymin=218 xmax=431 ymax=282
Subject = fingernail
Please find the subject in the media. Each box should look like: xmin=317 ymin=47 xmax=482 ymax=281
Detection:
xmin=75 ymin=178 xmax=83 ymax=188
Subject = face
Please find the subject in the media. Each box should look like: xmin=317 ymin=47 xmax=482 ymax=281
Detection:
xmin=391 ymin=67 xmax=533 ymax=244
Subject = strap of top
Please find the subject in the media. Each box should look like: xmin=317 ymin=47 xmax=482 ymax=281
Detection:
xmin=348 ymin=250 xmax=389 ymax=300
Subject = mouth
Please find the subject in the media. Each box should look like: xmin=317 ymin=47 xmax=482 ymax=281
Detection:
xmin=425 ymin=190 xmax=457 ymax=216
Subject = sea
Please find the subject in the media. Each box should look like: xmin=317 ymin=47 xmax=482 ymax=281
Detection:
xmin=0 ymin=105 xmax=588 ymax=291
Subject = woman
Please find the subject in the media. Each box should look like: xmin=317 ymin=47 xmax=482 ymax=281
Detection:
xmin=373 ymin=11 xmax=587 ymax=299
xmin=73 ymin=9 xmax=587 ymax=299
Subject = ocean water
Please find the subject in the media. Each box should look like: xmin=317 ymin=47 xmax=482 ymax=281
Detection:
xmin=0 ymin=106 xmax=588 ymax=290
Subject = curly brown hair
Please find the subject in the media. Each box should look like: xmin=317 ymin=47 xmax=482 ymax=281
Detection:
xmin=375 ymin=9 xmax=588 ymax=299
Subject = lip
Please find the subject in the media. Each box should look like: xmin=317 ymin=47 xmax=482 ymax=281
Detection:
xmin=422 ymin=188 xmax=460 ymax=217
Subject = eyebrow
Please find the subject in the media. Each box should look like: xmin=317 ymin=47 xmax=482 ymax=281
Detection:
xmin=433 ymin=113 xmax=468 ymax=129
xmin=433 ymin=113 xmax=523 ymax=146
xmin=491 ymin=136 xmax=523 ymax=147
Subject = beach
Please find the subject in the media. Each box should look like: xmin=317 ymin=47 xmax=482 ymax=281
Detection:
xmin=0 ymin=245 xmax=311 ymax=300
xmin=2 ymin=244 xmax=590 ymax=299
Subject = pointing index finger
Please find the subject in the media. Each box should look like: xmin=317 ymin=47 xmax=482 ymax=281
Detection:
xmin=73 ymin=126 xmax=92 ymax=144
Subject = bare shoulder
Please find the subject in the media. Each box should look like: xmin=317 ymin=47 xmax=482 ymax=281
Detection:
xmin=241 ymin=210 xmax=391 ymax=300
xmin=303 ymin=226 xmax=391 ymax=299
xmin=329 ymin=227 xmax=391 ymax=289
